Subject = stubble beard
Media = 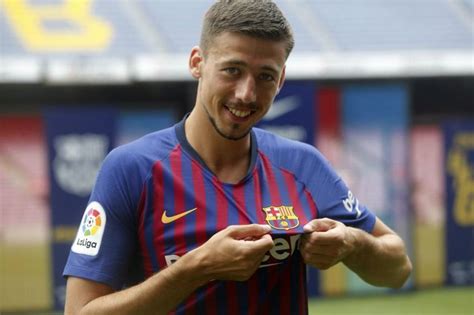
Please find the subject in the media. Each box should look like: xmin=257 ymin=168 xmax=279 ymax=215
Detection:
xmin=203 ymin=103 xmax=251 ymax=141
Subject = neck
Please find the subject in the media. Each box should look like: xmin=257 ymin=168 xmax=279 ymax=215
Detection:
xmin=185 ymin=110 xmax=252 ymax=184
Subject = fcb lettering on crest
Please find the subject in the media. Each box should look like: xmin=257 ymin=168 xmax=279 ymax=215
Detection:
xmin=262 ymin=206 xmax=299 ymax=230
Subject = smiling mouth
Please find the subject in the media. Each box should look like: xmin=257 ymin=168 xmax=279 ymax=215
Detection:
xmin=226 ymin=106 xmax=254 ymax=118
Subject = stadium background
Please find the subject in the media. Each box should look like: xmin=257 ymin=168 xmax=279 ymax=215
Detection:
xmin=0 ymin=0 xmax=472 ymax=313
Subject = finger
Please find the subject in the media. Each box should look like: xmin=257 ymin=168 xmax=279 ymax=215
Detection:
xmin=300 ymin=241 xmax=339 ymax=256
xmin=229 ymin=224 xmax=271 ymax=239
xmin=300 ymin=252 xmax=338 ymax=270
xmin=248 ymin=233 xmax=274 ymax=252
xmin=302 ymin=228 xmax=343 ymax=246
xmin=303 ymin=218 xmax=337 ymax=233
xmin=301 ymin=250 xmax=335 ymax=262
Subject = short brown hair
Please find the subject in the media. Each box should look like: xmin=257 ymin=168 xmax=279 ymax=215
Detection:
xmin=200 ymin=0 xmax=294 ymax=58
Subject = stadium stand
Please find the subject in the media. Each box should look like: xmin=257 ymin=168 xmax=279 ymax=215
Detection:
xmin=0 ymin=0 xmax=472 ymax=80
xmin=305 ymin=0 xmax=473 ymax=51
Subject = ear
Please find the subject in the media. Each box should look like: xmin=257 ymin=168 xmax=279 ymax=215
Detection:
xmin=189 ymin=46 xmax=204 ymax=79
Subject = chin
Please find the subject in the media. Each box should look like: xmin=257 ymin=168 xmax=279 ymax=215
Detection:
xmin=218 ymin=128 xmax=251 ymax=141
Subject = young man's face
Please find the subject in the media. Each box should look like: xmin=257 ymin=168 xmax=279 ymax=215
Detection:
xmin=191 ymin=32 xmax=287 ymax=141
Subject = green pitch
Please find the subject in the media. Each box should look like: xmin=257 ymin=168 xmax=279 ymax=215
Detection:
xmin=308 ymin=287 xmax=473 ymax=315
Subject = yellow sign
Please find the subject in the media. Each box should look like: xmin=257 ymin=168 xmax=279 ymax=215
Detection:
xmin=447 ymin=132 xmax=474 ymax=226
xmin=1 ymin=0 xmax=112 ymax=52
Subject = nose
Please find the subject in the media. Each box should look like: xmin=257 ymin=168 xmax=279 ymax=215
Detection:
xmin=235 ymin=76 xmax=257 ymax=104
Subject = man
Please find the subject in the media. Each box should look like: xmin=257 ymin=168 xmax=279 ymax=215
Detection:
xmin=63 ymin=1 xmax=412 ymax=314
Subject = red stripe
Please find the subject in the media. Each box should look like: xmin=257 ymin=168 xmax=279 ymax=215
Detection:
xmin=233 ymin=184 xmax=250 ymax=314
xmin=152 ymin=161 xmax=167 ymax=269
xmin=190 ymin=160 xmax=217 ymax=315
xmin=281 ymin=170 xmax=310 ymax=225
xmin=170 ymin=147 xmax=197 ymax=315
xmin=220 ymin=185 xmax=246 ymax=315
xmin=233 ymin=184 xmax=248 ymax=225
xmin=259 ymin=153 xmax=281 ymax=205
xmin=304 ymin=190 xmax=318 ymax=219
xmin=212 ymin=179 xmax=237 ymax=315
xmin=226 ymin=282 xmax=238 ymax=315
xmin=137 ymin=186 xmax=153 ymax=277
xmin=247 ymin=172 xmax=263 ymax=314
xmin=298 ymin=261 xmax=307 ymax=314
xmin=277 ymin=170 xmax=306 ymax=315
xmin=169 ymin=147 xmax=187 ymax=253
xmin=260 ymin=153 xmax=294 ymax=314
xmin=191 ymin=159 xmax=207 ymax=245
xmin=214 ymin=178 xmax=228 ymax=230
xmin=252 ymin=169 xmax=265 ymax=224
xmin=282 ymin=258 xmax=293 ymax=315
xmin=260 ymin=153 xmax=282 ymax=315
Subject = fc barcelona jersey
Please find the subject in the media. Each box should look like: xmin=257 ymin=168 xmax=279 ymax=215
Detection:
xmin=64 ymin=117 xmax=376 ymax=315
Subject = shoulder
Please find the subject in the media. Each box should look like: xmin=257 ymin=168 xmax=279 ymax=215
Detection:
xmin=108 ymin=127 xmax=178 ymax=167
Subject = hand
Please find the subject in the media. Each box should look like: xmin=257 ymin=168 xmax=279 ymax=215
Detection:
xmin=299 ymin=218 xmax=357 ymax=270
xmin=195 ymin=224 xmax=274 ymax=282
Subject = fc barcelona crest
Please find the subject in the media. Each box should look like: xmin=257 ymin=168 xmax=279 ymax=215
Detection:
xmin=262 ymin=206 xmax=299 ymax=230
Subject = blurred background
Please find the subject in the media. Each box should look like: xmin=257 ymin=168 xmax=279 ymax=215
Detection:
xmin=0 ymin=0 xmax=472 ymax=314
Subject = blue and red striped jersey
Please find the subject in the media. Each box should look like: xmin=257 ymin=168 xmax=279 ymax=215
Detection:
xmin=64 ymin=117 xmax=376 ymax=314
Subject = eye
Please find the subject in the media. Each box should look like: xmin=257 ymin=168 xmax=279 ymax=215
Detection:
xmin=259 ymin=73 xmax=275 ymax=82
xmin=223 ymin=67 xmax=240 ymax=76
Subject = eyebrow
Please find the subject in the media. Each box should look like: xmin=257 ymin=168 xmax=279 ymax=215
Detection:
xmin=220 ymin=59 xmax=280 ymax=74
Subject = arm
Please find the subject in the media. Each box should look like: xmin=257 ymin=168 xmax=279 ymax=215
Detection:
xmin=65 ymin=252 xmax=206 ymax=315
xmin=299 ymin=217 xmax=412 ymax=288
xmin=65 ymin=224 xmax=274 ymax=315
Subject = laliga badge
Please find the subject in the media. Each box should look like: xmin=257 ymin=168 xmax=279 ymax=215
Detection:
xmin=71 ymin=201 xmax=106 ymax=256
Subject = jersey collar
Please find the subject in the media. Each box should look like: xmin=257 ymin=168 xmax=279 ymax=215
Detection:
xmin=175 ymin=114 xmax=258 ymax=182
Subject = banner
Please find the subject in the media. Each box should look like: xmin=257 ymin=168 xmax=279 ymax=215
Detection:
xmin=258 ymin=81 xmax=316 ymax=145
xmin=0 ymin=117 xmax=51 ymax=310
xmin=444 ymin=120 xmax=474 ymax=286
xmin=117 ymin=109 xmax=177 ymax=145
xmin=341 ymin=83 xmax=411 ymax=293
xmin=410 ymin=126 xmax=445 ymax=287
xmin=44 ymin=107 xmax=117 ymax=309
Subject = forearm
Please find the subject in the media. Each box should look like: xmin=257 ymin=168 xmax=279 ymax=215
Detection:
xmin=343 ymin=227 xmax=412 ymax=288
xmin=79 ymin=252 xmax=206 ymax=315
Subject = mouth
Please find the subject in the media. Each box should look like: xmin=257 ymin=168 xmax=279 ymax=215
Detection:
xmin=226 ymin=106 xmax=254 ymax=118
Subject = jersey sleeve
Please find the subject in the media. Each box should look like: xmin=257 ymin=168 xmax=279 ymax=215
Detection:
xmin=63 ymin=145 xmax=143 ymax=289
xmin=299 ymin=146 xmax=376 ymax=233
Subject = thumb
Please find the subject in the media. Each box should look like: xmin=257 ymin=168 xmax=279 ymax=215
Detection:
xmin=228 ymin=224 xmax=271 ymax=239
xmin=303 ymin=218 xmax=336 ymax=233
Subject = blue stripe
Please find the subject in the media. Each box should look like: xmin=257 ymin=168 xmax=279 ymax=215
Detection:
xmin=299 ymin=185 xmax=317 ymax=220
xmin=214 ymin=182 xmax=228 ymax=315
xmin=144 ymin=180 xmax=159 ymax=271
xmin=181 ymin=152 xmax=198 ymax=250
xmin=225 ymin=184 xmax=239 ymax=225
xmin=161 ymin=157 xmax=176 ymax=254
xmin=257 ymin=163 xmax=272 ymax=210
xmin=273 ymin=166 xmax=290 ymax=205
xmin=205 ymin=175 xmax=217 ymax=238
xmin=244 ymin=176 xmax=259 ymax=223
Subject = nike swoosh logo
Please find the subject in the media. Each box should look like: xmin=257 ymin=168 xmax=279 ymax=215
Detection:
xmin=161 ymin=208 xmax=197 ymax=224
xmin=262 ymin=96 xmax=299 ymax=121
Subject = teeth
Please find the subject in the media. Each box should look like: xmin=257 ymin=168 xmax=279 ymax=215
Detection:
xmin=228 ymin=107 xmax=252 ymax=118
